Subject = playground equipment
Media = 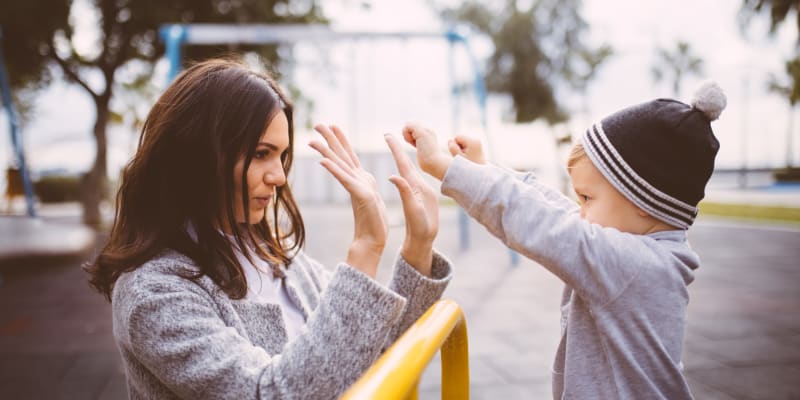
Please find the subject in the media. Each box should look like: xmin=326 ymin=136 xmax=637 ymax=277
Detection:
xmin=341 ymin=299 xmax=469 ymax=399
xmin=0 ymin=27 xmax=36 ymax=217
xmin=159 ymin=23 xmax=507 ymax=260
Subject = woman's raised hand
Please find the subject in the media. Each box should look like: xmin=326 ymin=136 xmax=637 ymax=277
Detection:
xmin=309 ymin=125 xmax=387 ymax=278
xmin=384 ymin=134 xmax=439 ymax=277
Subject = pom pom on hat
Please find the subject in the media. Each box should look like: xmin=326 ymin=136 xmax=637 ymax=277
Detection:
xmin=691 ymin=80 xmax=726 ymax=121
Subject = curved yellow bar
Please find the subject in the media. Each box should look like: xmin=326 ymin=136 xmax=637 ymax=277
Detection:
xmin=341 ymin=299 xmax=469 ymax=400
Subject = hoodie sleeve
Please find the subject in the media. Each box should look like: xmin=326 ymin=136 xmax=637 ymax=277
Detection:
xmin=441 ymin=156 xmax=665 ymax=307
xmin=507 ymin=168 xmax=580 ymax=212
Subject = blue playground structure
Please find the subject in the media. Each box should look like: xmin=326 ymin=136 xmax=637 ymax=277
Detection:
xmin=0 ymin=27 xmax=37 ymax=217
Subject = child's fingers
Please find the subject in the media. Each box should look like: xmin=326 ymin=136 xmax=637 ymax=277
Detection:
xmin=401 ymin=125 xmax=417 ymax=147
xmin=454 ymin=135 xmax=477 ymax=150
xmin=447 ymin=139 xmax=463 ymax=156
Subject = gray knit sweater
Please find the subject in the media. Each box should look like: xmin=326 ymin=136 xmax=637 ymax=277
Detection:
xmin=442 ymin=156 xmax=698 ymax=400
xmin=112 ymin=249 xmax=452 ymax=399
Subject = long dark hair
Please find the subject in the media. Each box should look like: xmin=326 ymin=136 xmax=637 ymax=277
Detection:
xmin=86 ymin=58 xmax=305 ymax=301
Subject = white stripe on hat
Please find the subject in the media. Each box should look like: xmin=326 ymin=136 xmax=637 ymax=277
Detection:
xmin=582 ymin=123 xmax=698 ymax=229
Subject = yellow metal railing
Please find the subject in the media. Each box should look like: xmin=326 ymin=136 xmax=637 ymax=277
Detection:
xmin=341 ymin=299 xmax=469 ymax=400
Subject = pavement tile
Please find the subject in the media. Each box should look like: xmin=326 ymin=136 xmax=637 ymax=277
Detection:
xmin=689 ymin=364 xmax=800 ymax=400
xmin=686 ymin=334 xmax=800 ymax=366
xmin=686 ymin=314 xmax=800 ymax=341
xmin=686 ymin=375 xmax=743 ymax=400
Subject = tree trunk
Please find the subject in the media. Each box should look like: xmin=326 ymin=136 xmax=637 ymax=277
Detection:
xmin=788 ymin=104 xmax=795 ymax=169
xmin=81 ymin=95 xmax=110 ymax=227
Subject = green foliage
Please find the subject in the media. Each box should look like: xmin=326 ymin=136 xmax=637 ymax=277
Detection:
xmin=442 ymin=0 xmax=612 ymax=124
xmin=33 ymin=175 xmax=81 ymax=203
xmin=33 ymin=174 xmax=114 ymax=203
xmin=700 ymin=200 xmax=800 ymax=225
xmin=0 ymin=0 xmax=327 ymax=225
xmin=768 ymin=54 xmax=800 ymax=105
xmin=1 ymin=1 xmax=327 ymax=94
xmin=739 ymin=0 xmax=800 ymax=41
xmin=0 ymin=1 xmax=70 ymax=89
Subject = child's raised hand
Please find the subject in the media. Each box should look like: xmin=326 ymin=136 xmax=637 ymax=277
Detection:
xmin=402 ymin=123 xmax=453 ymax=181
xmin=447 ymin=135 xmax=486 ymax=165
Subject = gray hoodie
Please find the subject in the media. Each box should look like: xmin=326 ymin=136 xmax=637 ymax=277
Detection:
xmin=112 ymin=249 xmax=452 ymax=399
xmin=442 ymin=156 xmax=698 ymax=399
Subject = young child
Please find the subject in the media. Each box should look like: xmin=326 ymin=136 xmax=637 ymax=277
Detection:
xmin=404 ymin=81 xmax=726 ymax=399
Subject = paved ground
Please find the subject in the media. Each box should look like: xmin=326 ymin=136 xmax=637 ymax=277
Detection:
xmin=0 ymin=203 xmax=799 ymax=399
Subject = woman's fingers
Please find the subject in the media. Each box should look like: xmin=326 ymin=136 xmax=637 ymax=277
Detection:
xmin=330 ymin=125 xmax=361 ymax=168
xmin=317 ymin=158 xmax=355 ymax=192
xmin=308 ymin=140 xmax=355 ymax=179
xmin=388 ymin=175 xmax=417 ymax=208
xmin=384 ymin=134 xmax=418 ymax=181
xmin=314 ymin=124 xmax=354 ymax=169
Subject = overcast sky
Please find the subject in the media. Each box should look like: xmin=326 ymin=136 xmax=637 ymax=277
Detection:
xmin=1 ymin=0 xmax=797 ymax=176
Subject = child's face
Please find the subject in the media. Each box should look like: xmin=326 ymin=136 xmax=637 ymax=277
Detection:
xmin=569 ymin=157 xmax=651 ymax=234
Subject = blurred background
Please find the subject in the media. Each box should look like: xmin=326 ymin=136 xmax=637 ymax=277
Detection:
xmin=0 ymin=0 xmax=798 ymax=399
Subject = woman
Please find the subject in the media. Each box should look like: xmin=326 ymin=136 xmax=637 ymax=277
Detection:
xmin=85 ymin=59 xmax=451 ymax=399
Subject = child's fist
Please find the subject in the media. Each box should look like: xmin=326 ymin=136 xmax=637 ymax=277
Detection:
xmin=402 ymin=123 xmax=453 ymax=181
xmin=448 ymin=135 xmax=486 ymax=165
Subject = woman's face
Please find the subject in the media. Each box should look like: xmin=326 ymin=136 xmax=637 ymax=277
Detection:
xmin=231 ymin=111 xmax=290 ymax=226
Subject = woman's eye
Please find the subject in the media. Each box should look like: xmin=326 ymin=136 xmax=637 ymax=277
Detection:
xmin=254 ymin=151 xmax=269 ymax=159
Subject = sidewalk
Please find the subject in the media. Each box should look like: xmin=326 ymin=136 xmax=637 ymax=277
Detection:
xmin=0 ymin=200 xmax=799 ymax=399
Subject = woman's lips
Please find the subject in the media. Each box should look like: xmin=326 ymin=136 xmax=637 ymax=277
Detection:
xmin=253 ymin=196 xmax=271 ymax=208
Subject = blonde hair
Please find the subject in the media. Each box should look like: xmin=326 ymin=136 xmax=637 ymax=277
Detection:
xmin=567 ymin=142 xmax=587 ymax=169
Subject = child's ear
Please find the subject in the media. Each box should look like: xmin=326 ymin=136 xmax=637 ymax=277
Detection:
xmin=636 ymin=208 xmax=651 ymax=218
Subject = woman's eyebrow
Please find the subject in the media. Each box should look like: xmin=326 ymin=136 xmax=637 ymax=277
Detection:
xmin=257 ymin=142 xmax=281 ymax=151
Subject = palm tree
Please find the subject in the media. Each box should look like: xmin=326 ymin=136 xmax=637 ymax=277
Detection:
xmin=739 ymin=0 xmax=800 ymax=176
xmin=739 ymin=0 xmax=800 ymax=43
xmin=651 ymin=40 xmax=704 ymax=97
xmin=768 ymin=55 xmax=800 ymax=169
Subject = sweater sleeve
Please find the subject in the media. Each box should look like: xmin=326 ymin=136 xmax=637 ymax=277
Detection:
xmin=116 ymin=262 xmax=407 ymax=400
xmin=441 ymin=156 xmax=661 ymax=307
xmin=386 ymin=249 xmax=453 ymax=340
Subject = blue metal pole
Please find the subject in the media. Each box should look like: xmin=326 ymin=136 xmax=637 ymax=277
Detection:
xmin=446 ymin=30 xmax=470 ymax=252
xmin=160 ymin=25 xmax=187 ymax=82
xmin=447 ymin=29 xmax=519 ymax=266
xmin=0 ymin=27 xmax=37 ymax=217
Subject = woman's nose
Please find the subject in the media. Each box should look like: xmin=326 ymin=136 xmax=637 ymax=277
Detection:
xmin=264 ymin=162 xmax=286 ymax=187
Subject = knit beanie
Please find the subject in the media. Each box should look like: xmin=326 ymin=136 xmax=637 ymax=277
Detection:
xmin=581 ymin=81 xmax=727 ymax=229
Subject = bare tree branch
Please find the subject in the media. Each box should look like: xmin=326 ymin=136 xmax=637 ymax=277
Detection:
xmin=49 ymin=45 xmax=99 ymax=101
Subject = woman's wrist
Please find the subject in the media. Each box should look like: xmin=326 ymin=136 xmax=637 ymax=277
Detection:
xmin=400 ymin=241 xmax=433 ymax=277
xmin=346 ymin=240 xmax=385 ymax=279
